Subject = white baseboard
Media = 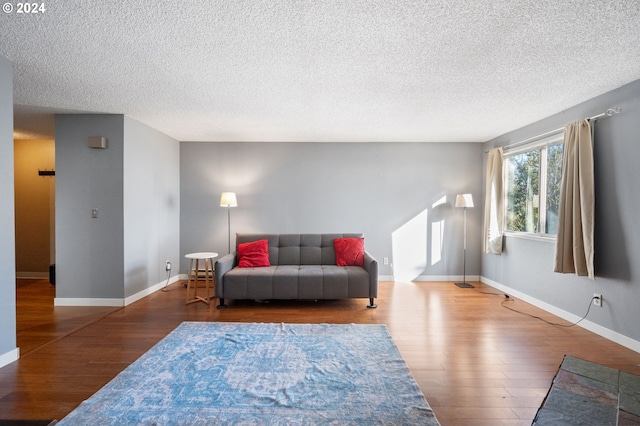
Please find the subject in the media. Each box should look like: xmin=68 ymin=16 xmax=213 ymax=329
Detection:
xmin=379 ymin=274 xmax=480 ymax=282
xmin=0 ymin=347 xmax=19 ymax=368
xmin=124 ymin=275 xmax=181 ymax=306
xmin=414 ymin=274 xmax=480 ymax=282
xmin=54 ymin=275 xmax=182 ymax=307
xmin=481 ymin=276 xmax=640 ymax=354
xmin=54 ymin=297 xmax=124 ymax=307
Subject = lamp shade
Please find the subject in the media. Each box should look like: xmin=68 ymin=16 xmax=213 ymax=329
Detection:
xmin=455 ymin=193 xmax=474 ymax=208
xmin=220 ymin=192 xmax=238 ymax=207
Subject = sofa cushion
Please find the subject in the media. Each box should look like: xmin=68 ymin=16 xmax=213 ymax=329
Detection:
xmin=334 ymin=237 xmax=365 ymax=267
xmin=223 ymin=265 xmax=371 ymax=300
xmin=238 ymin=239 xmax=270 ymax=268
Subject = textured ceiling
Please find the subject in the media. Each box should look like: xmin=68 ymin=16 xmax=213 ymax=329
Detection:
xmin=1 ymin=1 xmax=639 ymax=142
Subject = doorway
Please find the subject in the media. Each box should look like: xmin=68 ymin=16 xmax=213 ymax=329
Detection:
xmin=14 ymin=139 xmax=55 ymax=281
xmin=14 ymin=139 xmax=56 ymax=352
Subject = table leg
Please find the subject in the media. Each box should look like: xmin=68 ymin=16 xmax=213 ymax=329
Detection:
xmin=186 ymin=257 xmax=214 ymax=305
xmin=186 ymin=258 xmax=196 ymax=304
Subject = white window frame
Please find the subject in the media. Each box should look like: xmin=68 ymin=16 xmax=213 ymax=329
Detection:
xmin=503 ymin=132 xmax=564 ymax=241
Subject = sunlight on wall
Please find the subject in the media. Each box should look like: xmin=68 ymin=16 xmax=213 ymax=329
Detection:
xmin=391 ymin=209 xmax=428 ymax=282
xmin=430 ymin=195 xmax=447 ymax=266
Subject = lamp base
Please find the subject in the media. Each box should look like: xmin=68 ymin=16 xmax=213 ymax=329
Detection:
xmin=455 ymin=282 xmax=475 ymax=288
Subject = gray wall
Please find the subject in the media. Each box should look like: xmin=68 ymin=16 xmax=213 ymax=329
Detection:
xmin=56 ymin=115 xmax=126 ymax=299
xmin=56 ymin=114 xmax=180 ymax=302
xmin=482 ymin=79 xmax=640 ymax=346
xmin=123 ymin=116 xmax=180 ymax=298
xmin=180 ymin=142 xmax=483 ymax=280
xmin=0 ymin=55 xmax=17 ymax=363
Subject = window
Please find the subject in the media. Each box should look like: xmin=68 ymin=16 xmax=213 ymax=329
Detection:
xmin=505 ymin=133 xmax=564 ymax=237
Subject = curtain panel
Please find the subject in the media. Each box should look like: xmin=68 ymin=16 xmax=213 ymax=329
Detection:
xmin=554 ymin=120 xmax=595 ymax=279
xmin=483 ymin=147 xmax=504 ymax=254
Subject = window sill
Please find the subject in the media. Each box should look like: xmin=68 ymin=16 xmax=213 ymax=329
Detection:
xmin=504 ymin=232 xmax=556 ymax=243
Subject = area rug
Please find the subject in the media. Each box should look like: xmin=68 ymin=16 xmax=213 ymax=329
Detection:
xmin=533 ymin=355 xmax=640 ymax=425
xmin=57 ymin=322 xmax=440 ymax=425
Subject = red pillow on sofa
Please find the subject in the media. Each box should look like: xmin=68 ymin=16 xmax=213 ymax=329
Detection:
xmin=334 ymin=237 xmax=364 ymax=267
xmin=237 ymin=239 xmax=270 ymax=268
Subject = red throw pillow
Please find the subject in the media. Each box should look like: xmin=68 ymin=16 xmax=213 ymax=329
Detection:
xmin=334 ymin=237 xmax=364 ymax=267
xmin=237 ymin=239 xmax=270 ymax=268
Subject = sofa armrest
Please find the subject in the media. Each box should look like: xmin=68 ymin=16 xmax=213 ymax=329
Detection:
xmin=214 ymin=253 xmax=236 ymax=298
xmin=363 ymin=251 xmax=378 ymax=298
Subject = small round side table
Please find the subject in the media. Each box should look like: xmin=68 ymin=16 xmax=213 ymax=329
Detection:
xmin=184 ymin=252 xmax=218 ymax=305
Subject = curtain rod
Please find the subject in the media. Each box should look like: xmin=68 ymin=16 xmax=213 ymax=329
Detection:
xmin=486 ymin=107 xmax=622 ymax=153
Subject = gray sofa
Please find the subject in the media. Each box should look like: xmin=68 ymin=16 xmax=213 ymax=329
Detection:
xmin=214 ymin=233 xmax=378 ymax=309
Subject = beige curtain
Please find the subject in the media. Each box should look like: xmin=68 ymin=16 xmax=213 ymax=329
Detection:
xmin=554 ymin=120 xmax=595 ymax=278
xmin=483 ymin=148 xmax=504 ymax=254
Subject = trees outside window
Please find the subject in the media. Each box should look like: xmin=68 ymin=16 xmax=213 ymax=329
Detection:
xmin=545 ymin=143 xmax=564 ymax=234
xmin=505 ymin=136 xmax=563 ymax=237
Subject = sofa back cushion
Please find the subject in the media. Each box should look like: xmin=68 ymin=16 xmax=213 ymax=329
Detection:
xmin=235 ymin=233 xmax=364 ymax=266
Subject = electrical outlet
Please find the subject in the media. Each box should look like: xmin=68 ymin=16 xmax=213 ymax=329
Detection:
xmin=593 ymin=293 xmax=602 ymax=307
xmin=165 ymin=261 xmax=172 ymax=272
xmin=383 ymin=257 xmax=389 ymax=265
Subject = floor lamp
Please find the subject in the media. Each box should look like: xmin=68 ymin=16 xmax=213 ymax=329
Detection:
xmin=220 ymin=192 xmax=237 ymax=254
xmin=455 ymin=193 xmax=474 ymax=288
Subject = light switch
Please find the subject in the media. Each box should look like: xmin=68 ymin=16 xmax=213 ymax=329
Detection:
xmin=92 ymin=208 xmax=99 ymax=218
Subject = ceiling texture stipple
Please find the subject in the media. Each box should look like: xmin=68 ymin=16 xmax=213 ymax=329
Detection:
xmin=1 ymin=1 xmax=640 ymax=142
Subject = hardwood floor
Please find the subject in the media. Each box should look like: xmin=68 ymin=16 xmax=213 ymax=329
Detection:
xmin=15 ymin=279 xmax=119 ymax=356
xmin=2 ymin=279 xmax=640 ymax=425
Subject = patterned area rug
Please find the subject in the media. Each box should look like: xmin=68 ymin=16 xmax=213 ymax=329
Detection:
xmin=58 ymin=322 xmax=440 ymax=425
xmin=534 ymin=355 xmax=640 ymax=425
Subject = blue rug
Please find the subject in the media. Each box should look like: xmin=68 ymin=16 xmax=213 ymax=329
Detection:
xmin=58 ymin=322 xmax=440 ymax=425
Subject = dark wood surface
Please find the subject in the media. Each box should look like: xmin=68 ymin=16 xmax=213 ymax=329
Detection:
xmin=3 ymin=278 xmax=640 ymax=425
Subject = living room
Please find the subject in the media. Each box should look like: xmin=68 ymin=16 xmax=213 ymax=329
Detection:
xmin=1 ymin=2 xmax=640 ymax=424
